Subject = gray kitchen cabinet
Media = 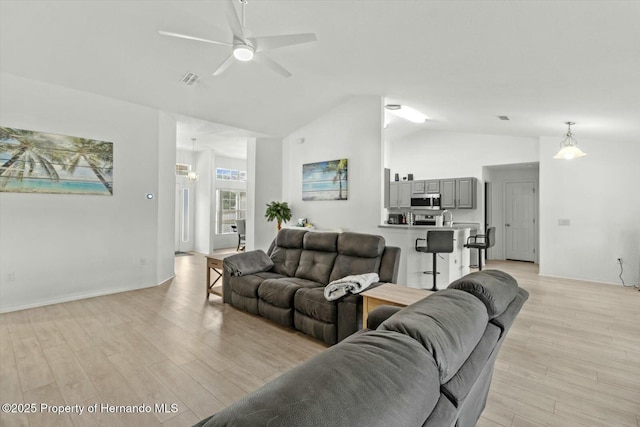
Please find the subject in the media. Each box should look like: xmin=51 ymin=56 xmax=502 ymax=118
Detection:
xmin=412 ymin=180 xmax=426 ymax=194
xmin=389 ymin=182 xmax=412 ymax=208
xmin=440 ymin=177 xmax=477 ymax=209
xmin=456 ymin=177 xmax=476 ymax=208
xmin=440 ymin=179 xmax=456 ymax=208
xmin=426 ymin=180 xmax=440 ymax=193
xmin=399 ymin=182 xmax=412 ymax=207
xmin=389 ymin=182 xmax=399 ymax=208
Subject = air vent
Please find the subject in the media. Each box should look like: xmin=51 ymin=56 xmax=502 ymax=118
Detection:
xmin=497 ymin=115 xmax=510 ymax=121
xmin=181 ymin=72 xmax=199 ymax=86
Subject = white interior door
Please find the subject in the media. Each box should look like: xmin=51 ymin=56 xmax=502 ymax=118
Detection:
xmin=505 ymin=181 xmax=536 ymax=262
xmin=175 ymin=182 xmax=195 ymax=252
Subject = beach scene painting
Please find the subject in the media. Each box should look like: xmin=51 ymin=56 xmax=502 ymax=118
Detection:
xmin=0 ymin=126 xmax=113 ymax=195
xmin=302 ymin=158 xmax=348 ymax=201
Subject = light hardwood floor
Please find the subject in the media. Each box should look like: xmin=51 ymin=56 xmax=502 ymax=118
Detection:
xmin=1 ymin=255 xmax=638 ymax=427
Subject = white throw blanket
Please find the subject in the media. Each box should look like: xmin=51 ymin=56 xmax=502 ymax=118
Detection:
xmin=324 ymin=273 xmax=380 ymax=301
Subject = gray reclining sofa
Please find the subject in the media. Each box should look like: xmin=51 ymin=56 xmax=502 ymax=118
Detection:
xmin=222 ymin=228 xmax=401 ymax=345
xmin=196 ymin=269 xmax=529 ymax=427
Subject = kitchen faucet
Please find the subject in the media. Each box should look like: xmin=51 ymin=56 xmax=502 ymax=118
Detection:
xmin=442 ymin=210 xmax=453 ymax=227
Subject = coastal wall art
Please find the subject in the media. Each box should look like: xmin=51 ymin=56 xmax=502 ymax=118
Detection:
xmin=0 ymin=126 xmax=113 ymax=195
xmin=302 ymin=158 xmax=348 ymax=201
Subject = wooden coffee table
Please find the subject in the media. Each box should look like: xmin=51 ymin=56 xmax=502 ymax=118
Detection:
xmin=361 ymin=284 xmax=433 ymax=326
xmin=206 ymin=252 xmax=236 ymax=298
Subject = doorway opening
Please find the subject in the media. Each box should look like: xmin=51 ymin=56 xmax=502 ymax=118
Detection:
xmin=482 ymin=162 xmax=539 ymax=263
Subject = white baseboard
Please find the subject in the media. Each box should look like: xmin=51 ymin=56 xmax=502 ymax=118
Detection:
xmin=0 ymin=275 xmax=176 ymax=313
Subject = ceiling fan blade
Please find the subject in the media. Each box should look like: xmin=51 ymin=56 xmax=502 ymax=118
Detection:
xmin=158 ymin=30 xmax=233 ymax=46
xmin=224 ymin=0 xmax=246 ymax=42
xmin=253 ymin=54 xmax=292 ymax=78
xmin=212 ymin=53 xmax=236 ymax=76
xmin=252 ymin=33 xmax=317 ymax=53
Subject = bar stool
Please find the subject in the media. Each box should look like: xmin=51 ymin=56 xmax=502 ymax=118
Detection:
xmin=415 ymin=229 xmax=454 ymax=291
xmin=464 ymin=227 xmax=496 ymax=271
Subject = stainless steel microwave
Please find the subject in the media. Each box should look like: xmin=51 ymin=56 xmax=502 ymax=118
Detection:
xmin=410 ymin=194 xmax=441 ymax=210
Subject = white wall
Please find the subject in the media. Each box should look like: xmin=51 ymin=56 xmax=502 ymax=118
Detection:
xmin=539 ymin=136 xmax=640 ymax=285
xmin=249 ymin=138 xmax=283 ymax=251
xmin=0 ymin=73 xmax=175 ymax=312
xmin=282 ymin=96 xmax=384 ymax=235
xmin=157 ymin=112 xmax=178 ymax=282
xmin=194 ymin=149 xmax=212 ymax=254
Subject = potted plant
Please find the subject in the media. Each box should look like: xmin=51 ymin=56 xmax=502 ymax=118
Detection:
xmin=265 ymin=201 xmax=292 ymax=231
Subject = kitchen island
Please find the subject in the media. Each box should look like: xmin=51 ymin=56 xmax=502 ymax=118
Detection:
xmin=378 ymin=224 xmax=473 ymax=289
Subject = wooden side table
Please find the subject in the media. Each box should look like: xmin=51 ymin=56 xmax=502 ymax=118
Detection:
xmin=206 ymin=253 xmax=235 ymax=298
xmin=361 ymin=284 xmax=432 ymax=327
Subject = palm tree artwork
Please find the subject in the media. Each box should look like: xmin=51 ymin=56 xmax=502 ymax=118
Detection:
xmin=327 ymin=158 xmax=348 ymax=200
xmin=302 ymin=158 xmax=348 ymax=201
xmin=0 ymin=126 xmax=114 ymax=195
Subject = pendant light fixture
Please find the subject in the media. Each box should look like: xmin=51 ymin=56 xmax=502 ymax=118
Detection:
xmin=554 ymin=122 xmax=587 ymax=160
xmin=188 ymin=138 xmax=199 ymax=182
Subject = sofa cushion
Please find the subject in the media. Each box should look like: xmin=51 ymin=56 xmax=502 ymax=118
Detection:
xmin=448 ymin=270 xmax=519 ymax=319
xmin=379 ymin=289 xmax=488 ymax=383
xmin=270 ymin=247 xmax=303 ymax=277
xmin=294 ymin=250 xmax=337 ymax=284
xmin=337 ymin=232 xmax=385 ymax=257
xmin=294 ymin=287 xmax=337 ymax=324
xmin=269 ymin=229 xmax=307 ymax=276
xmin=258 ymin=278 xmax=323 ymax=308
xmin=196 ymin=330 xmax=441 ymax=427
xmin=275 ymin=228 xmax=307 ymax=248
xmin=230 ymin=272 xmax=286 ymax=298
xmin=327 ymin=232 xmax=385 ymax=283
xmin=329 ymin=255 xmax=382 ymax=284
xmin=303 ymin=232 xmax=339 ymax=252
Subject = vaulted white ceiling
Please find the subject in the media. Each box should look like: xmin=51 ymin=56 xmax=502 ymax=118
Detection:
xmin=1 ymin=0 xmax=639 ymax=145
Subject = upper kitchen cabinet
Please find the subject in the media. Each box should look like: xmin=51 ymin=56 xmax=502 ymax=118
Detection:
xmin=440 ymin=179 xmax=456 ymax=208
xmin=411 ymin=179 xmax=439 ymax=195
xmin=425 ymin=180 xmax=440 ymax=193
xmin=389 ymin=181 xmax=412 ymax=208
xmin=456 ymin=177 xmax=476 ymax=208
xmin=412 ymin=180 xmax=426 ymax=194
xmin=440 ymin=177 xmax=477 ymax=209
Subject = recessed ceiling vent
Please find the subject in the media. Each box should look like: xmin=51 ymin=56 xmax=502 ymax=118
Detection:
xmin=497 ymin=115 xmax=510 ymax=121
xmin=181 ymin=72 xmax=199 ymax=86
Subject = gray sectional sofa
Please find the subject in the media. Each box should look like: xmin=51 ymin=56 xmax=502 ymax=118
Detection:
xmin=222 ymin=228 xmax=401 ymax=345
xmin=195 ymin=269 xmax=528 ymax=427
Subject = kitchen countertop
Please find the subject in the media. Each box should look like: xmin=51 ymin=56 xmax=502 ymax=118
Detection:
xmin=378 ymin=224 xmax=473 ymax=230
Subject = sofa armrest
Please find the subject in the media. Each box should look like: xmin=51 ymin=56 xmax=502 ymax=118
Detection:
xmin=379 ymin=246 xmax=401 ymax=283
xmin=335 ymin=281 xmax=391 ymax=343
xmin=223 ymin=250 xmax=274 ymax=277
xmin=367 ymin=305 xmax=403 ymax=330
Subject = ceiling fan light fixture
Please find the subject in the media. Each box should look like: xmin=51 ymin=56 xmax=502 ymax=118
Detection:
xmin=233 ymin=44 xmax=254 ymax=61
xmin=553 ymin=122 xmax=587 ymax=160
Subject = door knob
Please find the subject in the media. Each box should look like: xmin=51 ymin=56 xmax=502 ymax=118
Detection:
xmin=505 ymin=224 xmax=511 ymax=227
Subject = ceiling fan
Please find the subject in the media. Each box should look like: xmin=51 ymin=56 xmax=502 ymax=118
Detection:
xmin=159 ymin=0 xmax=317 ymax=78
